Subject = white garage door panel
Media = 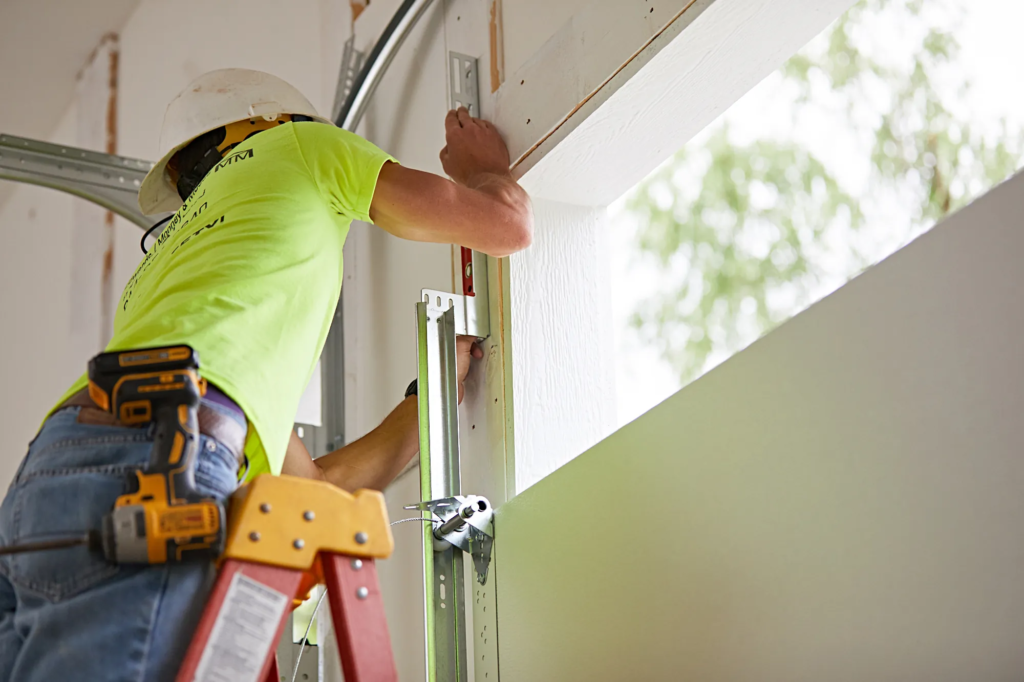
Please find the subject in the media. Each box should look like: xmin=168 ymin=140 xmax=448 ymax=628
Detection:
xmin=495 ymin=172 xmax=1024 ymax=681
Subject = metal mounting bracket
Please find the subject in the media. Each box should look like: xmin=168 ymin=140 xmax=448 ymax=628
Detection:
xmin=414 ymin=253 xmax=491 ymax=680
xmin=333 ymin=36 xmax=367 ymax=123
xmin=421 ymin=248 xmax=490 ymax=339
xmin=420 ymin=288 xmax=489 ymax=339
xmin=449 ymin=53 xmax=480 ymax=117
xmin=0 ymin=132 xmax=154 ymax=229
xmin=407 ymin=495 xmax=494 ymax=585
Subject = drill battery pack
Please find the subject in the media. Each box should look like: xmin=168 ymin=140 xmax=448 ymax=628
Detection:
xmin=88 ymin=345 xmax=226 ymax=565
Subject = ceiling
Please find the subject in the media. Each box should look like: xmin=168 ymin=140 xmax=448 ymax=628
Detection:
xmin=0 ymin=0 xmax=141 ymax=208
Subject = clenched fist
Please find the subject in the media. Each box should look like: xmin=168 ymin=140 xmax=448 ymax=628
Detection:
xmin=439 ymin=107 xmax=512 ymax=187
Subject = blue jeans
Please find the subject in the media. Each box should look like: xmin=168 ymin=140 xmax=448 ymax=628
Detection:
xmin=0 ymin=403 xmax=241 ymax=681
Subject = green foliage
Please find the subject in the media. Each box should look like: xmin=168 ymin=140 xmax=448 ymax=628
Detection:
xmin=628 ymin=128 xmax=863 ymax=373
xmin=626 ymin=0 xmax=1024 ymax=384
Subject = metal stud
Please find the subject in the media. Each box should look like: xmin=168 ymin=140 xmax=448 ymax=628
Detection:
xmin=260 ymin=503 xmax=272 ymax=513
xmin=303 ymin=510 xmax=315 ymax=521
xmin=356 ymin=587 xmax=369 ymax=600
xmin=355 ymin=532 xmax=368 ymax=544
xmin=351 ymin=559 xmax=363 ymax=571
xmin=293 ymin=539 xmax=305 ymax=550
xmin=249 ymin=532 xmax=261 ymax=542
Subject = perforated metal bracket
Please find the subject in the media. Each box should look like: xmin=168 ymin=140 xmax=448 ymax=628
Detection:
xmin=333 ymin=36 xmax=367 ymax=123
xmin=0 ymin=132 xmax=154 ymax=229
xmin=407 ymin=495 xmax=494 ymax=585
xmin=449 ymin=52 xmax=480 ymax=116
xmin=415 ymin=269 xmax=491 ymax=681
xmin=420 ymin=289 xmax=490 ymax=339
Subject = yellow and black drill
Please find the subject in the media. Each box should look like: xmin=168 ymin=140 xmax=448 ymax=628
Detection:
xmin=88 ymin=345 xmax=226 ymax=564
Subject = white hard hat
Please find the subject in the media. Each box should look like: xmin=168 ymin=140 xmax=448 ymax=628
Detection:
xmin=138 ymin=68 xmax=333 ymax=215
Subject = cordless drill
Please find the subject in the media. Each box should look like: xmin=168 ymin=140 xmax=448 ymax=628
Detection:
xmin=88 ymin=345 xmax=226 ymax=564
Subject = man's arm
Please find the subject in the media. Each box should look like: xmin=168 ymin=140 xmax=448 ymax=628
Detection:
xmin=369 ymin=108 xmax=533 ymax=259
xmin=281 ymin=337 xmax=482 ymax=491
xmin=281 ymin=397 xmax=419 ymax=492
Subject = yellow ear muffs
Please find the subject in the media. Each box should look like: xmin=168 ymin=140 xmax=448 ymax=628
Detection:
xmin=217 ymin=114 xmax=299 ymax=155
xmin=169 ymin=114 xmax=307 ymax=201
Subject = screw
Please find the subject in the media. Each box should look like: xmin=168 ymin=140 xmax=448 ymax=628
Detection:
xmin=355 ymin=532 xmax=368 ymax=544
xmin=249 ymin=532 xmax=261 ymax=542
xmin=293 ymin=539 xmax=305 ymax=550
xmin=351 ymin=559 xmax=363 ymax=571
xmin=260 ymin=503 xmax=271 ymax=513
xmin=356 ymin=587 xmax=369 ymax=600
xmin=303 ymin=511 xmax=315 ymax=521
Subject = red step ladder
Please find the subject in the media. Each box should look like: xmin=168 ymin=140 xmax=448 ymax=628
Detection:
xmin=175 ymin=474 xmax=399 ymax=682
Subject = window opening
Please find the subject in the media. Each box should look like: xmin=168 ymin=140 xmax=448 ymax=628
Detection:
xmin=610 ymin=0 xmax=1024 ymax=427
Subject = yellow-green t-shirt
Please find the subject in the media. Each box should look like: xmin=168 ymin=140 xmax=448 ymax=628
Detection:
xmin=54 ymin=122 xmax=395 ymax=476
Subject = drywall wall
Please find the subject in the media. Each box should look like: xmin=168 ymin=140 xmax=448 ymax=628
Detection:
xmin=496 ymin=172 xmax=1024 ymax=680
xmin=0 ymin=36 xmax=120 ymax=486
xmin=0 ymin=108 xmax=82 ymax=487
xmin=70 ymin=35 xmax=119 ymax=356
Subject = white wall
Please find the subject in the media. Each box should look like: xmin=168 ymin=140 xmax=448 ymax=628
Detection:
xmin=0 ymin=107 xmax=85 ymax=487
xmin=510 ymin=200 xmax=616 ymax=492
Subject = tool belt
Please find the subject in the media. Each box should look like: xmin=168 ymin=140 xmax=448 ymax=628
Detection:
xmin=61 ymin=387 xmax=247 ymax=466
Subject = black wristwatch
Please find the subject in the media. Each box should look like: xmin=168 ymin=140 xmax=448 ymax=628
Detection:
xmin=405 ymin=379 xmax=418 ymax=399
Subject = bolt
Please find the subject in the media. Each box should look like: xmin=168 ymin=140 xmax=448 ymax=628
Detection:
xmin=351 ymin=559 xmax=363 ymax=571
xmin=355 ymin=532 xmax=368 ymax=545
xmin=303 ymin=511 xmax=315 ymax=521
xmin=260 ymin=503 xmax=271 ymax=513
xmin=293 ymin=539 xmax=305 ymax=550
xmin=249 ymin=532 xmax=261 ymax=542
xmin=356 ymin=587 xmax=369 ymax=600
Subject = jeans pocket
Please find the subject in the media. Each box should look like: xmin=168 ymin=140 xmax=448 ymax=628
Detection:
xmin=2 ymin=468 xmax=129 ymax=602
xmin=0 ymin=416 xmax=152 ymax=602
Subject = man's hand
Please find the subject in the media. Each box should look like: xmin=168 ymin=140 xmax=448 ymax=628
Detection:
xmin=369 ymin=110 xmax=533 ymax=258
xmin=457 ymin=335 xmax=484 ymax=403
xmin=282 ymin=335 xmax=485 ymax=492
xmin=440 ymin=108 xmax=511 ymax=187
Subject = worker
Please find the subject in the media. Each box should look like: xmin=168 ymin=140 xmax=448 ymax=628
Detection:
xmin=0 ymin=68 xmax=532 ymax=680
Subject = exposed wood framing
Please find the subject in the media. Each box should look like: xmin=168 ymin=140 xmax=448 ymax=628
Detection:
xmin=351 ymin=0 xmax=369 ymax=22
xmin=71 ymin=33 xmax=119 ymax=352
xmin=488 ymin=0 xmax=504 ymax=92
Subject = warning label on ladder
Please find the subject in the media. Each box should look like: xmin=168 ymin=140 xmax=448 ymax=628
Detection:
xmin=193 ymin=572 xmax=290 ymax=682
